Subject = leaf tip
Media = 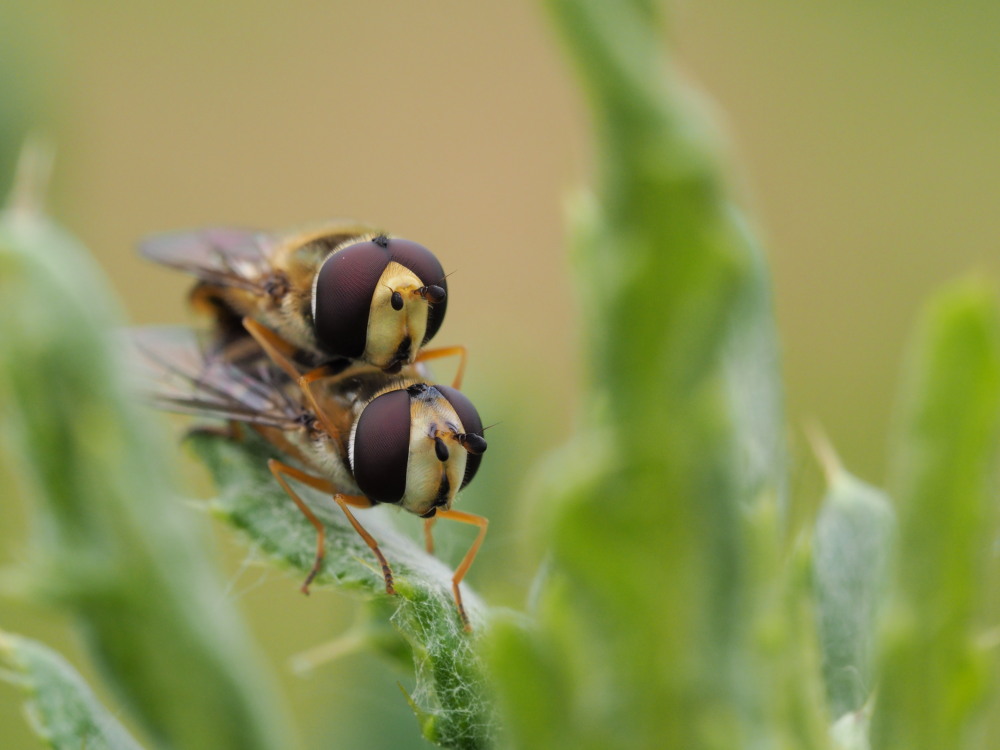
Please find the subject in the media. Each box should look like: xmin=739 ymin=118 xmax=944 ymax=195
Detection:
xmin=803 ymin=418 xmax=843 ymax=486
xmin=398 ymin=682 xmax=438 ymax=741
xmin=5 ymin=136 xmax=55 ymax=218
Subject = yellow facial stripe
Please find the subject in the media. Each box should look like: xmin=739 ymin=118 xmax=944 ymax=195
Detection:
xmin=400 ymin=395 xmax=467 ymax=516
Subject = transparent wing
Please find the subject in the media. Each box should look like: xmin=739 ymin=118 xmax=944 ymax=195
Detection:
xmin=138 ymin=227 xmax=274 ymax=293
xmin=126 ymin=326 xmax=303 ymax=429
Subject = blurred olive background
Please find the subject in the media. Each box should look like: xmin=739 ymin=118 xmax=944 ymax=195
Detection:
xmin=2 ymin=1 xmax=998 ymax=748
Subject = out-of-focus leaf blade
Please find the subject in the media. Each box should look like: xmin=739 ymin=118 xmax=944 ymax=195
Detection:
xmin=814 ymin=470 xmax=895 ymax=718
xmin=872 ymin=279 xmax=1000 ymax=749
xmin=488 ymin=1 xmax=796 ymax=748
xmin=0 ymin=194 xmax=288 ymax=750
xmin=723 ymin=211 xmax=787 ymax=509
xmin=486 ymin=609 xmax=573 ymax=750
xmin=0 ymin=632 xmax=145 ymax=750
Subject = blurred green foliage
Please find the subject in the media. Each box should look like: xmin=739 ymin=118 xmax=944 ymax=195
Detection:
xmin=0 ymin=633 xmax=144 ymax=750
xmin=872 ymin=282 xmax=1000 ymax=749
xmin=489 ymin=0 xmax=801 ymax=746
xmin=2 ymin=1 xmax=1000 ymax=749
xmin=0 ymin=166 xmax=288 ymax=750
xmin=0 ymin=8 xmax=54 ymax=185
xmin=486 ymin=1 xmax=1000 ymax=749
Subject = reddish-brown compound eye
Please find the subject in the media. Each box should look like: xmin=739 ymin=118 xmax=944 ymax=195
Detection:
xmin=351 ymin=389 xmax=412 ymax=504
xmin=384 ymin=239 xmax=448 ymax=345
xmin=436 ymin=385 xmax=485 ymax=489
xmin=313 ymin=242 xmax=390 ymax=359
xmin=312 ymin=238 xmax=448 ymax=359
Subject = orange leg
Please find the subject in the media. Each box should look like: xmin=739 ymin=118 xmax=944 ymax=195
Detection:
xmin=242 ymin=317 xmax=302 ymax=380
xmin=242 ymin=317 xmax=346 ymax=440
xmin=414 ymin=345 xmax=468 ymax=389
xmin=434 ymin=509 xmax=489 ymax=630
xmin=423 ymin=517 xmax=438 ymax=555
xmin=293 ymin=364 xmax=350 ymax=440
xmin=268 ymin=459 xmax=394 ymax=595
xmin=334 ymin=496 xmax=395 ymax=595
xmin=268 ymin=459 xmax=336 ymax=594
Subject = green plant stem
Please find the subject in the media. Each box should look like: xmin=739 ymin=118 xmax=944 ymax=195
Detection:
xmin=489 ymin=1 xmax=795 ymax=748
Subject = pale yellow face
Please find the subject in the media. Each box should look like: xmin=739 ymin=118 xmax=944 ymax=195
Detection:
xmin=400 ymin=395 xmax=469 ymax=516
xmin=364 ymin=261 xmax=430 ymax=369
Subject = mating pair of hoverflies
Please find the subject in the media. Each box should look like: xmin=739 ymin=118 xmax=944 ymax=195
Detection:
xmin=134 ymin=221 xmax=488 ymax=629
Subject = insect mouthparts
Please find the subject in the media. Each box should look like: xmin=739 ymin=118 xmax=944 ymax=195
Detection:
xmin=394 ymin=336 xmax=411 ymax=361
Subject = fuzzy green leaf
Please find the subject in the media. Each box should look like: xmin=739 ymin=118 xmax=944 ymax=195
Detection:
xmin=872 ymin=280 xmax=1000 ymax=749
xmin=188 ymin=429 xmax=498 ymax=750
xmin=0 ymin=193 xmax=288 ymax=750
xmin=0 ymin=632 xmax=145 ymax=750
xmin=813 ymin=469 xmax=895 ymax=718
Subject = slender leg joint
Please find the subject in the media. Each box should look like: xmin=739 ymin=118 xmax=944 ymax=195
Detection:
xmin=334 ymin=495 xmax=396 ymax=596
xmin=423 ymin=517 xmax=438 ymax=556
xmin=413 ymin=345 xmax=468 ymax=390
xmin=434 ymin=509 xmax=489 ymax=631
xmin=267 ymin=458 xmax=335 ymax=595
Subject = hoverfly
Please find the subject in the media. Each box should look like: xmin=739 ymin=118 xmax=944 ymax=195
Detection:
xmin=139 ymin=221 xmax=464 ymax=378
xmin=130 ymin=321 xmax=488 ymax=628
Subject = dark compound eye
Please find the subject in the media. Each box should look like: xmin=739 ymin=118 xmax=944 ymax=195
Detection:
xmin=352 ymin=389 xmax=412 ymax=504
xmin=436 ymin=385 xmax=485 ymax=489
xmin=313 ymin=241 xmax=390 ymax=358
xmin=312 ymin=238 xmax=448 ymax=359
xmin=390 ymin=291 xmax=404 ymax=311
